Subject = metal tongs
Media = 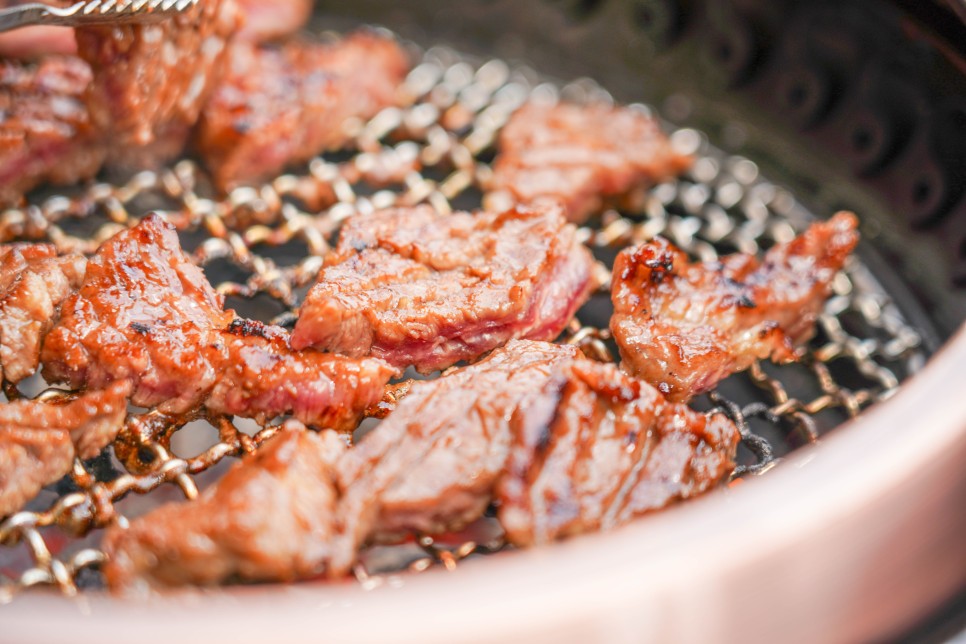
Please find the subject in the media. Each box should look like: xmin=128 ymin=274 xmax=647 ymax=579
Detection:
xmin=0 ymin=0 xmax=199 ymax=33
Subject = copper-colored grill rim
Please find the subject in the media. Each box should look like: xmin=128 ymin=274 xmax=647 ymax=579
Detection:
xmin=0 ymin=37 xmax=938 ymax=613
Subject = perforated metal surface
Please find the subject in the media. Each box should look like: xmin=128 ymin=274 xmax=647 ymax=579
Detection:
xmin=0 ymin=41 xmax=927 ymax=601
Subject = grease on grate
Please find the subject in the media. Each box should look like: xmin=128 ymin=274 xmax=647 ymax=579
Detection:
xmin=0 ymin=43 xmax=926 ymax=601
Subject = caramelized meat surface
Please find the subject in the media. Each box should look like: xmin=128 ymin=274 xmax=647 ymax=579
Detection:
xmin=103 ymin=424 xmax=344 ymax=592
xmin=196 ymin=31 xmax=409 ymax=189
xmin=0 ymin=380 xmax=130 ymax=517
xmin=104 ymin=340 xmax=738 ymax=589
xmin=0 ymin=56 xmax=104 ymax=205
xmin=486 ymin=101 xmax=692 ymax=223
xmin=495 ymin=359 xmax=739 ymax=546
xmin=611 ymin=212 xmax=860 ymax=401
xmin=329 ymin=339 xmax=583 ymax=574
xmin=42 ymin=214 xmax=393 ymax=428
xmin=0 ymin=243 xmax=86 ymax=383
xmin=75 ymin=0 xmax=239 ymax=170
xmin=291 ymin=203 xmax=596 ymax=373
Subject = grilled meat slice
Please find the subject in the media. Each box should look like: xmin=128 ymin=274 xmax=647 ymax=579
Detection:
xmin=486 ymin=101 xmax=692 ymax=223
xmin=101 ymin=340 xmax=738 ymax=589
xmin=495 ymin=359 xmax=739 ymax=546
xmin=209 ymin=318 xmax=395 ymax=427
xmin=74 ymin=0 xmax=239 ymax=171
xmin=291 ymin=203 xmax=596 ymax=373
xmin=611 ymin=212 xmax=860 ymax=402
xmin=41 ymin=214 xmax=394 ymax=428
xmin=0 ymin=56 xmax=104 ymax=206
xmin=0 ymin=244 xmax=86 ymax=383
xmin=103 ymin=423 xmax=344 ymax=592
xmin=195 ymin=31 xmax=409 ymax=189
xmin=0 ymin=380 xmax=131 ymax=517
xmin=330 ymin=340 xmax=583 ymax=575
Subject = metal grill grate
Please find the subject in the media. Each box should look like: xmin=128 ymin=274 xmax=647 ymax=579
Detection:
xmin=0 ymin=40 xmax=927 ymax=601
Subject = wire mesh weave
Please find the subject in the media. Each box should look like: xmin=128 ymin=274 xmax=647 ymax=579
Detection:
xmin=0 ymin=41 xmax=927 ymax=601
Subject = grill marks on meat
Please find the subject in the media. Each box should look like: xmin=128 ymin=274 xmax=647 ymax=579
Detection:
xmin=41 ymin=214 xmax=394 ymax=428
xmin=495 ymin=359 xmax=739 ymax=546
xmin=611 ymin=212 xmax=860 ymax=402
xmin=103 ymin=423 xmax=345 ymax=591
xmin=195 ymin=32 xmax=409 ymax=189
xmin=291 ymin=203 xmax=596 ymax=373
xmin=486 ymin=101 xmax=693 ymax=223
xmin=330 ymin=340 xmax=584 ymax=574
xmin=0 ymin=56 xmax=104 ymax=205
xmin=74 ymin=0 xmax=239 ymax=170
xmin=0 ymin=380 xmax=130 ymax=517
xmin=104 ymin=340 xmax=739 ymax=590
xmin=0 ymin=243 xmax=86 ymax=383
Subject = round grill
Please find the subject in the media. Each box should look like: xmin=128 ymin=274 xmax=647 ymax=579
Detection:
xmin=0 ymin=39 xmax=929 ymax=601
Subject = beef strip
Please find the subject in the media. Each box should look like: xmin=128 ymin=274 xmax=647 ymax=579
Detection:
xmin=329 ymin=339 xmax=583 ymax=575
xmin=74 ymin=0 xmax=239 ymax=171
xmin=102 ymin=422 xmax=344 ymax=592
xmin=104 ymin=340 xmax=738 ymax=589
xmin=41 ymin=214 xmax=394 ymax=428
xmin=0 ymin=380 xmax=130 ymax=517
xmin=0 ymin=55 xmax=104 ymax=205
xmin=495 ymin=359 xmax=740 ymax=546
xmin=486 ymin=101 xmax=693 ymax=223
xmin=0 ymin=243 xmax=86 ymax=383
xmin=195 ymin=31 xmax=409 ymax=189
xmin=291 ymin=202 xmax=597 ymax=373
xmin=610 ymin=211 xmax=860 ymax=402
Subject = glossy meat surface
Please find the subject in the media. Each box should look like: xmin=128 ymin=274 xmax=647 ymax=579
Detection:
xmin=611 ymin=212 xmax=860 ymax=401
xmin=41 ymin=214 xmax=393 ymax=428
xmin=103 ymin=424 xmax=345 ymax=592
xmin=0 ymin=243 xmax=86 ymax=383
xmin=0 ymin=380 xmax=130 ymax=517
xmin=75 ymin=0 xmax=238 ymax=170
xmin=196 ymin=31 xmax=409 ymax=189
xmin=102 ymin=340 xmax=739 ymax=589
xmin=0 ymin=56 xmax=104 ymax=205
xmin=291 ymin=203 xmax=596 ymax=373
xmin=486 ymin=101 xmax=692 ymax=223
xmin=495 ymin=359 xmax=739 ymax=546
xmin=329 ymin=339 xmax=583 ymax=575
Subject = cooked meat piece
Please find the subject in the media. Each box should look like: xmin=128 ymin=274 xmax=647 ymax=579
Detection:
xmin=42 ymin=214 xmax=394 ymax=428
xmin=495 ymin=359 xmax=739 ymax=546
xmin=0 ymin=243 xmax=86 ymax=383
xmin=102 ymin=340 xmax=738 ymax=589
xmin=0 ymin=55 xmax=104 ymax=205
xmin=0 ymin=380 xmax=130 ymax=517
xmin=486 ymin=101 xmax=692 ymax=223
xmin=329 ymin=340 xmax=583 ymax=575
xmin=103 ymin=423 xmax=344 ymax=593
xmin=74 ymin=0 xmax=239 ymax=171
xmin=236 ymin=0 xmax=313 ymax=42
xmin=611 ymin=212 xmax=860 ymax=402
xmin=291 ymin=202 xmax=596 ymax=373
xmin=209 ymin=318 xmax=396 ymax=427
xmin=195 ymin=31 xmax=409 ymax=189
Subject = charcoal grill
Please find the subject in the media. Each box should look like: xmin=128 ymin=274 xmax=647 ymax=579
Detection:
xmin=2 ymin=0 xmax=966 ymax=641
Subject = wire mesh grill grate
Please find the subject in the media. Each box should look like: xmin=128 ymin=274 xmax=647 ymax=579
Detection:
xmin=0 ymin=40 xmax=927 ymax=601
